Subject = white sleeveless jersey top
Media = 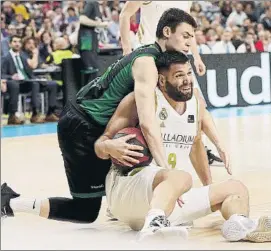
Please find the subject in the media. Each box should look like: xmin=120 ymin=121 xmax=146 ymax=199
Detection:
xmin=155 ymin=88 xmax=199 ymax=170
xmin=137 ymin=1 xmax=192 ymax=46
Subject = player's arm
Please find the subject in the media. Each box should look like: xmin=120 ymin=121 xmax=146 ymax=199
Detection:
xmin=189 ymin=94 xmax=212 ymax=186
xmin=94 ymin=93 xmax=143 ymax=167
xmin=190 ymin=34 xmax=206 ymax=76
xmin=132 ymin=56 xmax=169 ymax=169
xmin=119 ymin=1 xmax=143 ymax=55
xmin=201 ymin=105 xmax=231 ymax=175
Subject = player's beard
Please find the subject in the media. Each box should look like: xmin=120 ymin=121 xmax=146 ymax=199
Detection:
xmin=165 ymin=80 xmax=193 ymax=102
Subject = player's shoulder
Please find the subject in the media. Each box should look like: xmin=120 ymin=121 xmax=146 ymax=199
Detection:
xmin=131 ymin=44 xmax=161 ymax=63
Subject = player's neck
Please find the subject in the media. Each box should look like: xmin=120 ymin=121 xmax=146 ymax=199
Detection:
xmin=156 ymin=39 xmax=167 ymax=52
xmin=163 ymin=91 xmax=187 ymax=115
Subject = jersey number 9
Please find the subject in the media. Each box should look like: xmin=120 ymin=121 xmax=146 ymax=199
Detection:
xmin=168 ymin=153 xmax=177 ymax=169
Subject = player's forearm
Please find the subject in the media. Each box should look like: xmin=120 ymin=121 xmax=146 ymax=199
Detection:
xmin=190 ymin=139 xmax=212 ymax=185
xmin=202 ymin=109 xmax=225 ymax=151
xmin=79 ymin=15 xmax=101 ymax=28
xmin=191 ymin=36 xmax=201 ymax=60
xmin=136 ymin=92 xmax=168 ymax=168
xmin=119 ymin=13 xmax=132 ymax=52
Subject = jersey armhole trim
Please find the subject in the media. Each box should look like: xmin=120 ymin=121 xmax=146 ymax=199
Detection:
xmin=130 ymin=53 xmax=157 ymax=80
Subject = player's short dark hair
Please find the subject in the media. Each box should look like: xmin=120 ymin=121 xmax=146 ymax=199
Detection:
xmin=155 ymin=51 xmax=190 ymax=72
xmin=156 ymin=8 xmax=197 ymax=39
xmin=10 ymin=35 xmax=22 ymax=43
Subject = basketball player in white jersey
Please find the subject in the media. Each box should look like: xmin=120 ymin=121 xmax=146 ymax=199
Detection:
xmin=120 ymin=1 xmax=204 ymax=75
xmin=120 ymin=1 xmax=224 ymax=167
xmin=94 ymin=51 xmax=270 ymax=242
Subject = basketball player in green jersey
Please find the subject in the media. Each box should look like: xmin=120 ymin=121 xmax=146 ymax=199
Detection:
xmin=2 ymin=9 xmax=198 ymax=225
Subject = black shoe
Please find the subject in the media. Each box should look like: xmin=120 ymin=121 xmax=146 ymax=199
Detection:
xmin=1 ymin=183 xmax=20 ymax=218
xmin=138 ymin=216 xmax=188 ymax=241
xmin=206 ymin=147 xmax=223 ymax=165
xmin=149 ymin=215 xmax=171 ymax=228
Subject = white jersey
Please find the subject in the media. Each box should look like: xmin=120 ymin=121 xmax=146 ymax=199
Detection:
xmin=155 ymin=88 xmax=199 ymax=170
xmin=136 ymin=1 xmax=192 ymax=46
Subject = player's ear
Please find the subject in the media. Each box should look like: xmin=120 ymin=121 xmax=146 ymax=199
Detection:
xmin=158 ymin=74 xmax=165 ymax=87
xmin=163 ymin=26 xmax=171 ymax=38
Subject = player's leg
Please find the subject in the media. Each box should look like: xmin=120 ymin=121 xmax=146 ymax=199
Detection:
xmin=1 ymin=102 xmax=111 ymax=223
xmin=138 ymin=168 xmax=192 ymax=240
xmin=208 ymin=179 xmax=271 ymax=243
xmin=107 ymin=164 xmax=192 ymax=240
xmin=167 ymin=180 xmax=249 ymax=228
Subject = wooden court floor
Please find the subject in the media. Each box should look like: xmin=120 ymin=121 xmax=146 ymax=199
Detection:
xmin=1 ymin=114 xmax=271 ymax=250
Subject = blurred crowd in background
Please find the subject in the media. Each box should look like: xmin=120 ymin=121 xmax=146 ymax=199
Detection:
xmin=1 ymin=0 xmax=271 ymax=125
xmin=1 ymin=0 xmax=271 ymax=56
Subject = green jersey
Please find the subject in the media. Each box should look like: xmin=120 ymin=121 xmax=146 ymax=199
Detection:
xmin=76 ymin=43 xmax=162 ymax=126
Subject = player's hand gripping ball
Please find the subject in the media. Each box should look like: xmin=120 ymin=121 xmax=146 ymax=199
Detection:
xmin=111 ymin=127 xmax=153 ymax=174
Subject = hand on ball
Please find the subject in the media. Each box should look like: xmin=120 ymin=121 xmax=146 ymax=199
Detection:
xmin=106 ymin=134 xmax=144 ymax=167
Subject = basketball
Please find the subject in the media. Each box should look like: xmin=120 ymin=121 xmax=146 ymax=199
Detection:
xmin=111 ymin=127 xmax=153 ymax=174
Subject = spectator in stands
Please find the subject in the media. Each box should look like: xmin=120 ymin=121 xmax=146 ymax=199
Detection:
xmin=226 ymin=3 xmax=247 ymax=27
xmin=42 ymin=1 xmax=61 ymax=16
xmin=1 ymin=79 xmax=7 ymax=93
xmin=2 ymin=1 xmax=15 ymax=25
xmin=243 ymin=2 xmax=257 ymax=22
xmin=11 ymin=13 xmax=26 ymax=28
xmin=78 ymin=0 xmax=108 ymax=76
xmin=99 ymin=0 xmax=112 ymax=21
xmin=255 ymin=30 xmax=267 ymax=52
xmin=24 ymin=0 xmax=40 ymax=16
xmin=206 ymin=28 xmax=218 ymax=50
xmin=11 ymin=0 xmax=30 ymax=21
xmin=46 ymin=37 xmax=74 ymax=86
xmin=237 ymin=32 xmax=256 ymax=53
xmin=22 ymin=37 xmax=59 ymax=122
xmin=1 ymin=14 xmax=8 ymax=37
xmin=46 ymin=37 xmax=74 ymax=66
xmin=2 ymin=35 xmax=44 ymax=124
xmin=109 ymin=0 xmax=122 ymax=13
xmin=39 ymin=31 xmax=53 ymax=63
xmin=211 ymin=13 xmax=222 ymax=29
xmin=212 ymin=28 xmax=236 ymax=54
xmin=215 ymin=26 xmax=224 ymax=40
xmin=262 ymin=6 xmax=271 ymax=32
xmin=37 ymin=17 xmax=55 ymax=39
xmin=1 ymin=24 xmax=17 ymax=57
xmin=67 ymin=7 xmax=79 ymax=24
xmin=195 ymin=29 xmax=212 ymax=54
xmin=231 ymin=26 xmax=243 ymax=49
xmin=107 ymin=10 xmax=120 ymax=45
xmin=23 ymin=25 xmax=36 ymax=39
xmin=256 ymin=23 xmax=265 ymax=34
xmin=220 ymin=0 xmax=233 ymax=20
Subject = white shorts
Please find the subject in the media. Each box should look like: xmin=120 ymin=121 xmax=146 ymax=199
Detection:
xmin=106 ymin=164 xmax=212 ymax=230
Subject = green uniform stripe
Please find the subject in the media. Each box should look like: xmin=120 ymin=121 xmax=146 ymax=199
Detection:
xmin=71 ymin=191 xmax=105 ymax=198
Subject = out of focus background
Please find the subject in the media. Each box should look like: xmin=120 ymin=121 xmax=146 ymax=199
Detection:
xmin=1 ymin=0 xmax=271 ymax=127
